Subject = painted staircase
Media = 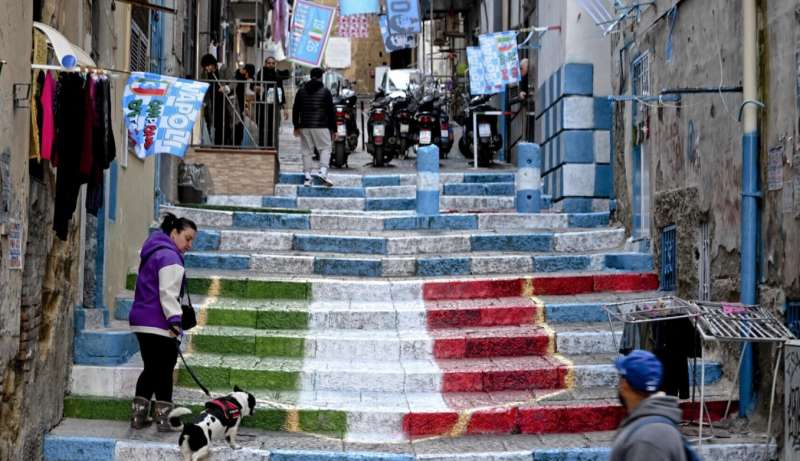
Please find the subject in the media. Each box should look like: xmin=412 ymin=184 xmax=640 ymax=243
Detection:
xmin=53 ymin=172 xmax=772 ymax=460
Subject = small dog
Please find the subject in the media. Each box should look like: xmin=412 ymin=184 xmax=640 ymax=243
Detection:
xmin=168 ymin=386 xmax=256 ymax=461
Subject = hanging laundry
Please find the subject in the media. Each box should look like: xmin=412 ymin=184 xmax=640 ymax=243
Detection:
xmin=40 ymin=71 xmax=56 ymax=161
xmin=30 ymin=71 xmax=42 ymax=161
xmin=53 ymin=72 xmax=88 ymax=240
xmin=86 ymin=76 xmax=117 ymax=216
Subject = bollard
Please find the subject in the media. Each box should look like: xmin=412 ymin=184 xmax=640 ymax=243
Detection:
xmin=515 ymin=142 xmax=542 ymax=213
xmin=416 ymin=145 xmax=440 ymax=216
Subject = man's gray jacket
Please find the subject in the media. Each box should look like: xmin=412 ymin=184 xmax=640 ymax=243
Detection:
xmin=609 ymin=393 xmax=688 ymax=461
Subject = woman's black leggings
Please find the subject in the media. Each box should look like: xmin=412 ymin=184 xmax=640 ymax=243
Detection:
xmin=135 ymin=333 xmax=179 ymax=402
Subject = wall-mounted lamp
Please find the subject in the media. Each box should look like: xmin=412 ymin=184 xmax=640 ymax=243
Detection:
xmin=13 ymin=83 xmax=31 ymax=109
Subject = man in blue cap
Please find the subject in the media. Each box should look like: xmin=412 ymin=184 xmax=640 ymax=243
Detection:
xmin=610 ymin=349 xmax=690 ymax=461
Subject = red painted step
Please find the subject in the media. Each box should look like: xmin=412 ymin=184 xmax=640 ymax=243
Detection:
xmin=423 ymin=273 xmax=660 ymax=301
xmin=431 ymin=326 xmax=553 ymax=359
xmin=402 ymin=400 xmax=738 ymax=437
xmin=426 ymin=297 xmax=540 ymax=329
xmin=438 ymin=356 xmax=568 ymax=392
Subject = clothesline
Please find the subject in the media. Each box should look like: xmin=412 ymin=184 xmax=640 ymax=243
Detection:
xmin=31 ymin=63 xmax=130 ymax=78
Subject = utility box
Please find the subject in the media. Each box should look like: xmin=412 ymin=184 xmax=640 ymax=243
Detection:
xmin=786 ymin=340 xmax=800 ymax=461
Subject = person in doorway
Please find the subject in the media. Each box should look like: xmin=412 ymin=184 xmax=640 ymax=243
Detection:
xmin=518 ymin=58 xmax=529 ymax=100
xmin=610 ymin=350 xmax=689 ymax=461
xmin=200 ymin=53 xmax=234 ymax=146
xmin=129 ymin=213 xmax=196 ymax=432
xmin=256 ymin=56 xmax=288 ymax=147
xmin=292 ymin=67 xmax=335 ymax=187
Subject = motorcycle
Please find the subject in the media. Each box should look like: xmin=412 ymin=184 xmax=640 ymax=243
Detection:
xmin=390 ymin=90 xmax=417 ymax=160
xmin=414 ymin=94 xmax=441 ymax=155
xmin=331 ymin=87 xmax=359 ymax=168
xmin=366 ymin=91 xmax=395 ymax=167
xmin=457 ymin=94 xmax=503 ymax=167
xmin=435 ymin=97 xmax=454 ymax=158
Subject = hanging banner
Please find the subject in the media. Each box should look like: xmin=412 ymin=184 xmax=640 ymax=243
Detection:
xmin=386 ymin=0 xmax=421 ymax=35
xmin=287 ymin=0 xmax=336 ymax=68
xmin=325 ymin=37 xmax=352 ymax=68
xmin=478 ymin=31 xmax=521 ymax=88
xmin=339 ymin=0 xmax=380 ymax=16
xmin=466 ymin=46 xmax=494 ymax=95
xmin=337 ymin=13 xmax=370 ymax=39
xmin=122 ymin=72 xmax=209 ymax=159
xmin=379 ymin=15 xmax=416 ymax=52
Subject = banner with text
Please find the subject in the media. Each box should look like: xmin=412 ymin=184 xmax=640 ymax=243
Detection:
xmin=466 ymin=46 xmax=495 ymax=95
xmin=339 ymin=0 xmax=380 ymax=16
xmin=386 ymin=0 xmax=421 ymax=35
xmin=288 ymin=0 xmax=336 ymax=67
xmin=478 ymin=31 xmax=521 ymax=88
xmin=122 ymin=72 xmax=208 ymax=159
xmin=379 ymin=15 xmax=416 ymax=52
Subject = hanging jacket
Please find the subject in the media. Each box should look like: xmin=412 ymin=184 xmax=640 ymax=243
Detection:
xmin=40 ymin=71 xmax=55 ymax=161
xmin=292 ymin=79 xmax=335 ymax=131
xmin=129 ymin=231 xmax=185 ymax=337
xmin=53 ymin=73 xmax=87 ymax=240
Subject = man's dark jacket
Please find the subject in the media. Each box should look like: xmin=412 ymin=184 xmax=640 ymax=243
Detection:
xmin=292 ymin=79 xmax=335 ymax=132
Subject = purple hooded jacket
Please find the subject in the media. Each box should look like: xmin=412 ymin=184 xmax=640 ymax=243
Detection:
xmin=129 ymin=231 xmax=185 ymax=337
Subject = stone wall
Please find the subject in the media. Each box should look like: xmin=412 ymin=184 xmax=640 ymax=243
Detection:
xmin=183 ymin=147 xmax=278 ymax=196
xmin=610 ymin=0 xmax=800 ymax=439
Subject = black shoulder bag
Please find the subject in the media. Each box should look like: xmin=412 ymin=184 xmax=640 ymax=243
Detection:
xmin=137 ymin=252 xmax=197 ymax=332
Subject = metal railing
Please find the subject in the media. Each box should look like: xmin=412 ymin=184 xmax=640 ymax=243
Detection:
xmin=195 ymin=78 xmax=283 ymax=150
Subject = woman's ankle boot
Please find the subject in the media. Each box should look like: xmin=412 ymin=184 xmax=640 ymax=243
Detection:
xmin=130 ymin=396 xmax=152 ymax=429
xmin=153 ymin=400 xmax=175 ymax=432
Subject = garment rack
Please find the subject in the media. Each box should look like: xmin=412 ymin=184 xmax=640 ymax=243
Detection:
xmin=30 ymin=63 xmax=130 ymax=78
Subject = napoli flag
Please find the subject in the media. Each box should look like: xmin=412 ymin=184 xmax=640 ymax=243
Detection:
xmin=122 ymin=72 xmax=209 ymax=159
xmin=288 ymin=0 xmax=336 ymax=67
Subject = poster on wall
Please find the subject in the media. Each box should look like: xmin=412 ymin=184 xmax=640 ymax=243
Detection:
xmin=325 ymin=37 xmax=352 ymax=68
xmin=379 ymin=15 xmax=416 ymax=52
xmin=122 ymin=73 xmax=209 ymax=159
xmin=8 ymin=221 xmax=22 ymax=270
xmin=386 ymin=0 xmax=421 ymax=35
xmin=339 ymin=0 xmax=380 ymax=16
xmin=466 ymin=46 xmax=494 ymax=95
xmin=337 ymin=13 xmax=370 ymax=39
xmin=287 ymin=0 xmax=336 ymax=67
xmin=478 ymin=31 xmax=521 ymax=88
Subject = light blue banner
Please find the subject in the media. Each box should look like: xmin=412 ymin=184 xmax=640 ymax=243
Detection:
xmin=386 ymin=0 xmax=421 ymax=35
xmin=339 ymin=0 xmax=380 ymax=16
xmin=288 ymin=0 xmax=336 ymax=67
xmin=466 ymin=47 xmax=495 ymax=95
xmin=479 ymin=31 xmax=521 ymax=88
xmin=379 ymin=15 xmax=416 ymax=52
xmin=122 ymin=72 xmax=209 ymax=159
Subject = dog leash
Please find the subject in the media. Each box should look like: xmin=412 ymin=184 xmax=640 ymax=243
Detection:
xmin=175 ymin=339 xmax=212 ymax=397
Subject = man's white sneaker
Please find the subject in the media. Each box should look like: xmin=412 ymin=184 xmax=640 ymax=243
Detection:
xmin=303 ymin=178 xmax=312 ymax=187
xmin=315 ymin=174 xmax=334 ymax=188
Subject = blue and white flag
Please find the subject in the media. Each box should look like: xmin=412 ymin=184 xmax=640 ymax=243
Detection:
xmin=122 ymin=72 xmax=208 ymax=159
xmin=386 ymin=0 xmax=421 ymax=35
xmin=339 ymin=0 xmax=380 ymax=16
xmin=478 ymin=31 xmax=521 ymax=88
xmin=466 ymin=47 xmax=494 ymax=95
xmin=379 ymin=15 xmax=416 ymax=52
xmin=288 ymin=0 xmax=336 ymax=67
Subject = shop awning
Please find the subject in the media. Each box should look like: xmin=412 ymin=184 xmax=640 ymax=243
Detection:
xmin=33 ymin=21 xmax=96 ymax=69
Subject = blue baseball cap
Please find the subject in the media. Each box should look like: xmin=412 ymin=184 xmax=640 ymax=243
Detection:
xmin=615 ymin=350 xmax=663 ymax=393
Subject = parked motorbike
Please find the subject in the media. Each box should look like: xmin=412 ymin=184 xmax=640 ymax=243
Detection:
xmin=457 ymin=94 xmax=503 ymax=167
xmin=390 ymin=91 xmax=417 ymax=160
xmin=366 ymin=91 xmax=395 ymax=167
xmin=331 ymin=87 xmax=359 ymax=168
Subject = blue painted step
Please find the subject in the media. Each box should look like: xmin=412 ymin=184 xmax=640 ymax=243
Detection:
xmin=443 ymin=182 xmax=515 ymax=196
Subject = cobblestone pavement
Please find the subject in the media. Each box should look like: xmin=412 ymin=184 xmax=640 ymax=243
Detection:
xmin=276 ymin=117 xmax=515 ymax=175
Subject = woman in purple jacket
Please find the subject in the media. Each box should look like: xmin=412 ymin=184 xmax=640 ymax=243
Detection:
xmin=129 ymin=213 xmax=196 ymax=431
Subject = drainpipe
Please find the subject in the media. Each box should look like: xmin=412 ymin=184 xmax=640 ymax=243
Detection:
xmin=739 ymin=0 xmax=759 ymax=417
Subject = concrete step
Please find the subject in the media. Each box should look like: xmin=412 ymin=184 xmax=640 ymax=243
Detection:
xmin=277 ymin=171 xmax=517 ymax=187
xmin=162 ymin=205 xmax=610 ymax=231
xmin=181 ymin=251 xmax=651 ymax=278
xmin=189 ymin=227 xmax=629 ymax=255
xmin=46 ymin=418 xmax=775 ymax=460
xmin=271 ymin=182 xmax=517 ymax=199
xmin=254 ymin=195 xmax=518 ymax=212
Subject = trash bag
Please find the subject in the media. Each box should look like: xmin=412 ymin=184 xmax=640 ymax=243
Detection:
xmin=178 ymin=163 xmax=214 ymax=204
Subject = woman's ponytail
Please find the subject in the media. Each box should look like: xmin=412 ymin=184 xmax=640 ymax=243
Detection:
xmin=160 ymin=212 xmax=197 ymax=234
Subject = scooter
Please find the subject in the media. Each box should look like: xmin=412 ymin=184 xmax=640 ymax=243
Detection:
xmin=458 ymin=94 xmax=503 ymax=167
xmin=390 ymin=91 xmax=417 ymax=160
xmin=331 ymin=87 xmax=359 ymax=168
xmin=435 ymin=98 xmax=454 ymax=159
xmin=366 ymin=92 xmax=395 ymax=167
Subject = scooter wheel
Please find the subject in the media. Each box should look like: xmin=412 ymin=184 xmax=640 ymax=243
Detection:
xmin=332 ymin=143 xmax=347 ymax=169
xmin=373 ymin=146 xmax=385 ymax=167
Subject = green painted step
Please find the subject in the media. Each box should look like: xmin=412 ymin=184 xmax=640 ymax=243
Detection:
xmin=63 ymin=395 xmax=346 ymax=437
xmin=202 ymin=300 xmax=309 ymax=330
xmin=125 ymin=274 xmax=310 ymax=300
xmin=176 ymin=354 xmax=303 ymax=391
xmin=188 ymin=327 xmax=306 ymax=358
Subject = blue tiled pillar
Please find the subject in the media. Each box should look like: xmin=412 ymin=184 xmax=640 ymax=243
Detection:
xmin=516 ymin=143 xmax=542 ymax=213
xmin=416 ymin=145 xmax=440 ymax=216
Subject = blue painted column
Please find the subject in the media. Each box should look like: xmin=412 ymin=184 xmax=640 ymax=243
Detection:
xmin=515 ymin=143 xmax=542 ymax=213
xmin=416 ymin=145 xmax=440 ymax=216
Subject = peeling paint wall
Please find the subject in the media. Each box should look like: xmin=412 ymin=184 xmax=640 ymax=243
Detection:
xmin=610 ymin=0 xmax=800 ymax=438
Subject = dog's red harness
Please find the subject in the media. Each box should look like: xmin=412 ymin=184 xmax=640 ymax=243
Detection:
xmin=205 ymin=397 xmax=241 ymax=428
